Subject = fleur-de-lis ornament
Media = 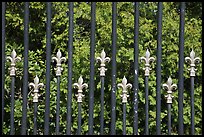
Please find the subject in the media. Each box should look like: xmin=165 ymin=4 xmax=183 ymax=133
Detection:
xmin=162 ymin=77 xmax=177 ymax=104
xmin=96 ymin=49 xmax=111 ymax=76
xmin=185 ymin=49 xmax=201 ymax=77
xmin=52 ymin=49 xmax=66 ymax=76
xmin=73 ymin=76 xmax=88 ymax=103
xmin=29 ymin=75 xmax=44 ymax=103
xmin=117 ymin=76 xmax=132 ymax=103
xmin=140 ymin=49 xmax=155 ymax=76
xmin=6 ymin=49 xmax=21 ymax=76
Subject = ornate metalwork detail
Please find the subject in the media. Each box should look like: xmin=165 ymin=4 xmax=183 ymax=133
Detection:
xmin=162 ymin=77 xmax=177 ymax=104
xmin=73 ymin=76 xmax=88 ymax=103
xmin=140 ymin=49 xmax=155 ymax=76
xmin=6 ymin=49 xmax=21 ymax=76
xmin=117 ymin=76 xmax=132 ymax=103
xmin=96 ymin=49 xmax=111 ymax=76
xmin=185 ymin=49 xmax=201 ymax=77
xmin=29 ymin=75 xmax=44 ymax=103
xmin=52 ymin=49 xmax=66 ymax=76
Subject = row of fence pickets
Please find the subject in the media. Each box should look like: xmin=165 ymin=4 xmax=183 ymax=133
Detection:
xmin=6 ymin=48 xmax=200 ymax=103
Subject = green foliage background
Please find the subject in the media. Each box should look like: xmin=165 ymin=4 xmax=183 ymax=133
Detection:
xmin=3 ymin=2 xmax=202 ymax=135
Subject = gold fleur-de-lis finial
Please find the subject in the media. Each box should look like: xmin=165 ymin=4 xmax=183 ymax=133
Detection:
xmin=73 ymin=76 xmax=88 ymax=103
xmin=140 ymin=49 xmax=155 ymax=76
xmin=29 ymin=75 xmax=44 ymax=103
xmin=6 ymin=49 xmax=21 ymax=76
xmin=96 ymin=49 xmax=111 ymax=76
xmin=162 ymin=77 xmax=177 ymax=104
xmin=52 ymin=49 xmax=66 ymax=76
xmin=117 ymin=76 xmax=132 ymax=103
xmin=185 ymin=49 xmax=201 ymax=77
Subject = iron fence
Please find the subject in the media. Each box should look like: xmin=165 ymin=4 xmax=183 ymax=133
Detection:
xmin=1 ymin=2 xmax=202 ymax=135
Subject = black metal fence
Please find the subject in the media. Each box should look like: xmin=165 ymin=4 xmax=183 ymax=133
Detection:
xmin=1 ymin=2 xmax=202 ymax=135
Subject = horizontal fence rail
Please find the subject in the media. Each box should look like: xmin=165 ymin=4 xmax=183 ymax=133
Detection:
xmin=2 ymin=2 xmax=202 ymax=135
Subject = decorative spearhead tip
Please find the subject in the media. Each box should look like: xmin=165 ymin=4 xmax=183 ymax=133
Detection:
xmin=122 ymin=76 xmax=127 ymax=86
xmin=11 ymin=49 xmax=17 ymax=59
xmin=185 ymin=49 xmax=201 ymax=77
xmin=163 ymin=76 xmax=177 ymax=104
xmin=73 ymin=76 xmax=88 ymax=102
xmin=167 ymin=77 xmax=172 ymax=86
xmin=57 ymin=49 xmax=62 ymax=58
xmin=6 ymin=49 xmax=21 ymax=76
xmin=101 ymin=49 xmax=106 ymax=59
xmin=78 ymin=76 xmax=83 ymax=85
xmin=52 ymin=49 xmax=66 ymax=76
xmin=190 ymin=49 xmax=195 ymax=60
xmin=96 ymin=49 xmax=110 ymax=76
xmin=141 ymin=49 xmax=155 ymax=76
xmin=34 ymin=75 xmax=39 ymax=85
xmin=118 ymin=76 xmax=132 ymax=103
xmin=146 ymin=49 xmax=150 ymax=58
xmin=29 ymin=75 xmax=44 ymax=103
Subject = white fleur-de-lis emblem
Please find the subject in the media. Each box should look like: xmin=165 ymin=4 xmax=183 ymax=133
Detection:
xmin=6 ymin=49 xmax=21 ymax=76
xmin=117 ymin=76 xmax=132 ymax=103
xmin=185 ymin=49 xmax=201 ymax=77
xmin=96 ymin=49 xmax=111 ymax=76
xmin=140 ymin=49 xmax=155 ymax=76
xmin=52 ymin=49 xmax=66 ymax=76
xmin=162 ymin=77 xmax=177 ymax=104
xmin=29 ymin=75 xmax=44 ymax=103
xmin=73 ymin=76 xmax=88 ymax=103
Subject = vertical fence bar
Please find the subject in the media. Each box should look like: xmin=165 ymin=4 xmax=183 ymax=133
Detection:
xmin=178 ymin=2 xmax=185 ymax=135
xmin=185 ymin=49 xmax=200 ymax=135
xmin=156 ymin=2 xmax=162 ymax=135
xmin=133 ymin=2 xmax=139 ymax=135
xmin=190 ymin=76 xmax=194 ymax=135
xmin=118 ymin=76 xmax=132 ymax=135
xmin=44 ymin=2 xmax=52 ymax=135
xmin=100 ymin=77 xmax=105 ymax=134
xmin=88 ymin=2 xmax=96 ymax=135
xmin=29 ymin=75 xmax=44 ymax=135
xmin=21 ymin=2 xmax=29 ymax=135
xmin=122 ymin=103 xmax=126 ymax=135
xmin=145 ymin=76 xmax=149 ymax=135
xmin=77 ymin=102 xmax=82 ymax=135
xmin=10 ymin=76 xmax=15 ymax=135
xmin=33 ymin=102 xmax=38 ymax=135
xmin=52 ymin=49 xmax=66 ymax=135
xmin=111 ymin=2 xmax=117 ymax=135
xmin=74 ymin=76 xmax=88 ymax=135
xmin=167 ymin=104 xmax=171 ymax=135
xmin=2 ymin=2 xmax=6 ymax=133
xmin=56 ymin=76 xmax=60 ymax=135
xmin=96 ymin=49 xmax=110 ymax=135
xmin=66 ymin=2 xmax=74 ymax=135
xmin=163 ymin=77 xmax=177 ymax=135
xmin=141 ymin=49 xmax=155 ymax=135
xmin=7 ymin=50 xmax=21 ymax=135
